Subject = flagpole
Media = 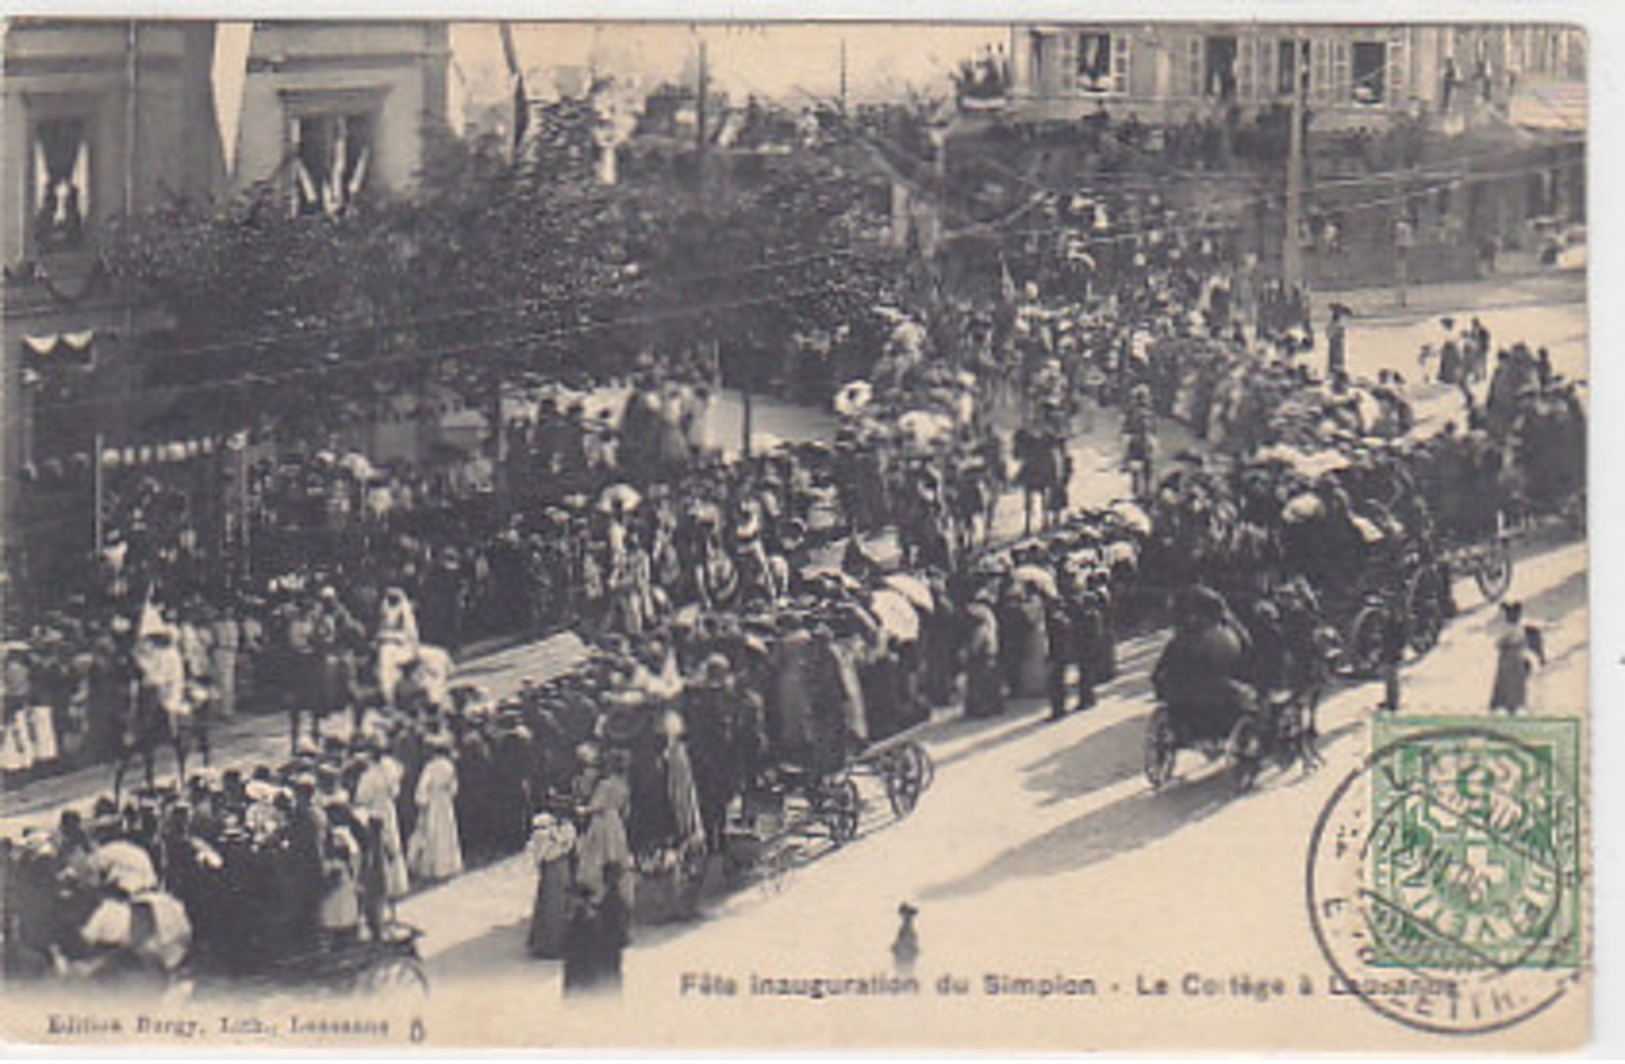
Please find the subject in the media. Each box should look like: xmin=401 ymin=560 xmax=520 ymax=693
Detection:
xmin=93 ymin=432 xmax=105 ymax=553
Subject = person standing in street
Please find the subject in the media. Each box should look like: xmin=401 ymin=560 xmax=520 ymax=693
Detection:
xmin=407 ymin=731 xmax=463 ymax=883
xmin=1490 ymin=601 xmax=1546 ymax=713
xmin=1045 ymin=585 xmax=1077 ymax=722
xmin=1326 ymin=306 xmax=1348 ymax=381
xmin=1377 ymin=600 xmax=1410 ymax=713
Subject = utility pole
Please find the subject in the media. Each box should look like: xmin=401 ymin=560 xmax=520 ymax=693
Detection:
xmin=1283 ymin=34 xmax=1308 ymax=288
xmin=695 ymin=37 xmax=709 ymax=200
xmin=838 ymin=37 xmax=848 ymax=116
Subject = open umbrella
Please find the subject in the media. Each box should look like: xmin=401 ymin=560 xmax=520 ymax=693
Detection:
xmin=833 ymin=379 xmax=874 ymax=418
xmin=898 ymin=410 xmax=954 ymax=447
xmin=883 ymin=572 xmax=934 ymax=612
xmin=1351 ymin=515 xmax=1386 ymax=545
xmin=686 ymin=500 xmax=721 ymax=525
xmin=1108 ymin=500 xmax=1153 ymax=536
xmin=868 ymin=589 xmax=920 ymax=643
xmin=339 ymin=452 xmax=374 ymax=479
xmin=598 ymin=483 xmax=643 ymax=514
xmin=1010 ymin=564 xmax=1059 ymax=598
xmin=1282 ymin=492 xmax=1325 ymax=523
xmin=89 ymin=840 xmax=159 ymax=895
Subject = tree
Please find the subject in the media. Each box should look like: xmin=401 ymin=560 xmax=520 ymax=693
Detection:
xmin=100 ymin=97 xmax=902 ymax=437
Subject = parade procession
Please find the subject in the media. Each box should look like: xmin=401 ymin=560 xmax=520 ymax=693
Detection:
xmin=0 ymin=17 xmax=1592 ymax=1050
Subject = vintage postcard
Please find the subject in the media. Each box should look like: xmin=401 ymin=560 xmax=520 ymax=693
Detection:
xmin=0 ymin=14 xmax=1593 ymax=1052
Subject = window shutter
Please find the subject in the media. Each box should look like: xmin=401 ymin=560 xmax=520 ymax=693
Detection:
xmin=1239 ymin=36 xmax=1256 ymax=101
xmin=1112 ymin=32 xmax=1130 ymax=95
xmin=1057 ymin=33 xmax=1076 ymax=94
xmin=1311 ymin=38 xmax=1331 ymax=102
xmin=1332 ymin=39 xmax=1350 ymax=102
xmin=1389 ymin=33 xmax=1407 ymax=106
xmin=1187 ymin=37 xmax=1203 ymax=98
xmin=1259 ymin=37 xmax=1276 ymax=98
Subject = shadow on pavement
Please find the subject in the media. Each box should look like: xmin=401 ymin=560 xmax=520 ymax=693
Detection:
xmin=1023 ymin=714 xmax=1149 ymax=809
xmin=919 ymin=769 xmax=1234 ymax=903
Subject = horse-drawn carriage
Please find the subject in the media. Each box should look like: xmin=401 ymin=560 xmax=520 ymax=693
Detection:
xmin=723 ymin=732 xmax=934 ymax=891
xmin=181 ymin=920 xmax=428 ymax=1002
xmin=716 ymin=580 xmax=938 ymax=892
xmin=1142 ymin=587 xmax=1321 ymax=794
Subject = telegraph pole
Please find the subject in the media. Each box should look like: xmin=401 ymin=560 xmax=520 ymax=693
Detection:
xmin=839 ymin=37 xmax=848 ymax=116
xmin=695 ymin=37 xmax=709 ymax=198
xmin=1283 ymin=34 xmax=1308 ymax=287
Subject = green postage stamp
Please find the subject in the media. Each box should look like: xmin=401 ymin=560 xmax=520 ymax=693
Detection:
xmin=1308 ymin=717 xmax=1586 ymax=1037
xmin=1366 ymin=718 xmax=1582 ymax=972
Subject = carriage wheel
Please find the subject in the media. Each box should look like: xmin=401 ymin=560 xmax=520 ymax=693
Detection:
xmin=906 ymin=741 xmax=935 ymax=794
xmin=883 ymin=743 xmax=929 ymax=818
xmin=1405 ymin=566 xmax=1445 ymax=655
xmin=1228 ymin=714 xmax=1266 ymax=794
xmin=1144 ymin=707 xmax=1178 ymax=791
xmin=1340 ymin=605 xmax=1388 ymax=679
xmin=356 ymin=955 xmax=429 ymax=1001
xmin=1474 ymin=540 xmax=1514 ymax=602
xmin=823 ymin=778 xmax=861 ymax=845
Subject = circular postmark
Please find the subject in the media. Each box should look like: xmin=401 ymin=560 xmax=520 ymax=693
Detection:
xmin=1306 ymin=721 xmax=1584 ymax=1036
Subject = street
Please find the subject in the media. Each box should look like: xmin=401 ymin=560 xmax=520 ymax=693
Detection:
xmin=390 ymin=532 xmax=1585 ymax=1050
xmin=0 ymin=269 xmax=1588 ymax=1050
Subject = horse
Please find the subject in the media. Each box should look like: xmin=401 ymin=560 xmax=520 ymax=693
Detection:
xmin=949 ymin=461 xmax=995 ymax=559
xmin=1013 ymin=429 xmax=1072 ymax=535
xmin=111 ymin=659 xmax=189 ymax=803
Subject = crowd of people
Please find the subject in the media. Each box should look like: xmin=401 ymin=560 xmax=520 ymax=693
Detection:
xmin=1 ymin=168 xmax=1586 ymax=994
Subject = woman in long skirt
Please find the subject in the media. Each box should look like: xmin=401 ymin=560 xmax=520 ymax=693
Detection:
xmin=407 ymin=733 xmax=464 ymax=882
xmin=963 ymin=600 xmax=1004 ymax=719
xmin=353 ymin=743 xmax=411 ymax=900
xmin=527 ymin=812 xmax=577 ymax=959
xmin=1490 ymin=601 xmax=1545 ymax=713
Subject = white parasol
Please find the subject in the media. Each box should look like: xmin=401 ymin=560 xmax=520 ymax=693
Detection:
xmin=89 ymin=840 xmax=159 ymax=895
xmin=598 ymin=483 xmax=643 ymax=513
xmin=1257 ymin=444 xmax=1350 ymax=479
xmin=1011 ymin=564 xmax=1059 ymax=598
xmin=883 ymin=572 xmax=934 ymax=612
xmin=339 ymin=452 xmax=374 ymax=479
xmin=898 ymin=410 xmax=954 ymax=447
xmin=1282 ymin=492 xmax=1326 ymax=523
xmin=1351 ymin=514 xmax=1386 ymax=545
xmin=833 ymin=379 xmax=874 ymax=418
xmin=1108 ymin=500 xmax=1153 ymax=536
xmin=868 ymin=589 xmax=920 ymax=643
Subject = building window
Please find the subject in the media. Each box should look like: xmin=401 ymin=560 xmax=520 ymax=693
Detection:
xmin=33 ymin=117 xmax=90 ymax=250
xmin=1352 ymin=41 xmax=1387 ymax=104
xmin=1076 ymin=32 xmax=1112 ymax=93
xmin=292 ymin=112 xmax=372 ymax=216
xmin=1204 ymin=36 xmax=1239 ymax=101
xmin=1277 ymin=39 xmax=1299 ymax=96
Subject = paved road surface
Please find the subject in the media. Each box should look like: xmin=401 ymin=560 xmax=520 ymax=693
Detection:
xmin=392 ymin=534 xmax=1585 ymax=1049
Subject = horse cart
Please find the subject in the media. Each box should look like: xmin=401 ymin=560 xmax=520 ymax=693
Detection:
xmin=722 ymin=729 xmax=935 ymax=893
xmin=1143 ymin=684 xmax=1319 ymax=795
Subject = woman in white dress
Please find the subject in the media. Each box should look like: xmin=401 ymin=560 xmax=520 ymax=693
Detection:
xmin=352 ymin=741 xmax=411 ymax=900
xmin=407 ymin=732 xmax=464 ymax=882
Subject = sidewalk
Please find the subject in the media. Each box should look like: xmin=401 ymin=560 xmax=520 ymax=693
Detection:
xmin=0 ymin=630 xmax=590 ymax=827
xmin=1314 ymin=262 xmax=1584 ymax=325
